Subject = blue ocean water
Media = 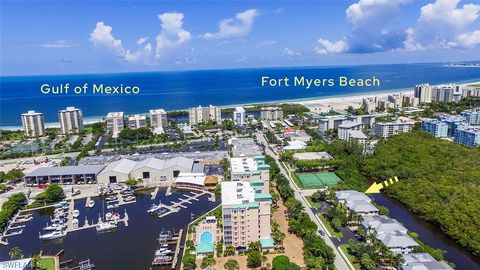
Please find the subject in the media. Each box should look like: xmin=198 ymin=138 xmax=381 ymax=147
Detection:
xmin=1 ymin=63 xmax=479 ymax=126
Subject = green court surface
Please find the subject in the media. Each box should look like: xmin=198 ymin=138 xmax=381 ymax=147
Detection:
xmin=296 ymin=172 xmax=341 ymax=188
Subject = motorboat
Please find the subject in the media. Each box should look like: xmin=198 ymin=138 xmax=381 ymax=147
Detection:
xmin=106 ymin=201 xmax=118 ymax=209
xmin=72 ymin=210 xmax=80 ymax=218
xmin=39 ymin=230 xmax=66 ymax=240
xmin=124 ymin=196 xmax=136 ymax=202
xmin=86 ymin=200 xmax=95 ymax=208
xmin=72 ymin=218 xmax=79 ymax=229
xmin=43 ymin=222 xmax=66 ymax=231
xmin=106 ymin=195 xmax=118 ymax=201
xmin=105 ymin=212 xmax=120 ymax=221
xmin=96 ymin=221 xmax=117 ymax=232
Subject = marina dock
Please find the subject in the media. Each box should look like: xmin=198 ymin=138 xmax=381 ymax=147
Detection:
xmin=154 ymin=191 xmax=210 ymax=219
xmin=151 ymin=229 xmax=183 ymax=269
xmin=0 ymin=212 xmax=33 ymax=245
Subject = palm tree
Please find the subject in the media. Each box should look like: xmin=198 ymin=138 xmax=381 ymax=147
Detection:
xmin=31 ymin=255 xmax=41 ymax=269
xmin=9 ymin=247 xmax=23 ymax=259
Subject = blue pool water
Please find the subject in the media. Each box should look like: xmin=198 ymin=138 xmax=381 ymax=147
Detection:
xmin=200 ymin=231 xmax=213 ymax=243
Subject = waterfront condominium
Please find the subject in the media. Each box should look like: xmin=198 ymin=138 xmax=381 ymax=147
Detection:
xmin=188 ymin=105 xmax=222 ymax=125
xmin=431 ymin=84 xmax=461 ymax=102
xmin=221 ymin=181 xmax=274 ymax=250
xmin=260 ymin=107 xmax=283 ymax=121
xmin=436 ymin=114 xmax=466 ymax=137
xmin=453 ymin=126 xmax=480 ymax=147
xmin=58 ymin=106 xmax=84 ymax=134
xmin=149 ymin=109 xmax=168 ymax=131
xmin=21 ymin=110 xmax=46 ymax=137
xmin=106 ymin=112 xmax=124 ymax=138
xmin=230 ymin=156 xmax=270 ymax=193
xmin=421 ymin=118 xmax=448 ymax=138
xmin=374 ymin=118 xmax=414 ymax=138
xmin=128 ymin=114 xmax=147 ymax=129
xmin=338 ymin=121 xmax=364 ymax=141
xmin=233 ymin=106 xmax=246 ymax=126
xmin=414 ymin=83 xmax=432 ymax=103
xmin=461 ymin=108 xmax=480 ymax=125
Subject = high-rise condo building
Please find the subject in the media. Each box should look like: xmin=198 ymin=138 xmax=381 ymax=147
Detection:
xmin=21 ymin=110 xmax=46 ymax=137
xmin=414 ymin=84 xmax=432 ymax=103
xmin=233 ymin=107 xmax=246 ymax=126
xmin=260 ymin=107 xmax=283 ymax=121
xmin=188 ymin=105 xmax=222 ymax=125
xmin=128 ymin=114 xmax=147 ymax=129
xmin=149 ymin=109 xmax=168 ymax=129
xmin=58 ymin=106 xmax=84 ymax=134
xmin=106 ymin=112 xmax=124 ymax=138
xmin=221 ymin=181 xmax=274 ymax=250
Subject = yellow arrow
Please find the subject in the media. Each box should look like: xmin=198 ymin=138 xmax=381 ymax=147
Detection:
xmin=365 ymin=177 xmax=399 ymax=194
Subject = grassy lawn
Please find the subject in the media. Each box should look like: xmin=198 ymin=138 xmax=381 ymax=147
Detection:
xmin=290 ymin=172 xmax=306 ymax=189
xmin=305 ymin=196 xmax=322 ymax=208
xmin=318 ymin=213 xmax=343 ymax=238
xmin=339 ymin=244 xmax=361 ymax=270
xmin=39 ymin=258 xmax=55 ymax=270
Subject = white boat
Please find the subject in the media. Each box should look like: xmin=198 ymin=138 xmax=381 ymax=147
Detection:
xmin=72 ymin=210 xmax=80 ymax=218
xmin=106 ymin=202 xmax=118 ymax=209
xmin=72 ymin=218 xmax=79 ymax=229
xmin=147 ymin=202 xmax=163 ymax=214
xmin=43 ymin=222 xmax=66 ymax=231
xmin=106 ymin=195 xmax=117 ymax=201
xmin=86 ymin=200 xmax=95 ymax=208
xmin=39 ymin=230 xmax=66 ymax=240
xmin=124 ymin=196 xmax=136 ymax=202
xmin=96 ymin=221 xmax=117 ymax=232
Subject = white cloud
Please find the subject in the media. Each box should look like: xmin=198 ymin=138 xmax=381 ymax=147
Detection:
xmin=314 ymin=39 xmax=349 ymax=55
xmin=419 ymin=0 xmax=480 ymax=29
xmin=41 ymin=40 xmax=74 ymax=48
xmin=408 ymin=0 xmax=480 ymax=50
xmin=257 ymin=40 xmax=277 ymax=47
xmin=137 ymin=37 xmax=149 ymax=45
xmin=315 ymin=0 xmax=410 ymax=54
xmin=125 ymin=43 xmax=153 ymax=64
xmin=203 ymin=9 xmax=260 ymax=39
xmin=90 ymin=22 xmax=154 ymax=64
xmin=282 ymin=47 xmax=302 ymax=57
xmin=155 ymin=12 xmax=191 ymax=59
xmin=89 ymin=22 xmax=126 ymax=55
xmin=448 ymin=30 xmax=480 ymax=48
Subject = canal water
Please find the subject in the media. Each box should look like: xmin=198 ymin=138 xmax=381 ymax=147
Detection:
xmin=0 ymin=189 xmax=219 ymax=269
xmin=372 ymin=193 xmax=480 ymax=270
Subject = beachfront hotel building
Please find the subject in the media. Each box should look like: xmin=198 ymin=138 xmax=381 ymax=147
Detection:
xmin=421 ymin=118 xmax=449 ymax=138
xmin=230 ymin=156 xmax=270 ymax=193
xmin=414 ymin=84 xmax=432 ymax=103
xmin=58 ymin=106 xmax=84 ymax=134
xmin=260 ymin=107 xmax=283 ymax=121
xmin=431 ymin=84 xmax=461 ymax=102
xmin=221 ymin=181 xmax=274 ymax=250
xmin=106 ymin=112 xmax=124 ymax=138
xmin=233 ymin=107 xmax=246 ymax=126
xmin=149 ymin=108 xmax=168 ymax=131
xmin=374 ymin=118 xmax=414 ymax=138
xmin=453 ymin=126 xmax=480 ymax=147
xmin=128 ymin=114 xmax=147 ymax=129
xmin=21 ymin=110 xmax=46 ymax=137
xmin=188 ymin=105 xmax=222 ymax=125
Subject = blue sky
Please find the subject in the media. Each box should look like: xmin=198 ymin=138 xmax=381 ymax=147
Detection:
xmin=1 ymin=0 xmax=480 ymax=75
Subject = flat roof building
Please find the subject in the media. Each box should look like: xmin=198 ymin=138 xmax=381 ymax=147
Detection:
xmin=228 ymin=137 xmax=263 ymax=157
xmin=150 ymin=109 xmax=168 ymax=131
xmin=453 ymin=125 xmax=480 ymax=147
xmin=128 ymin=114 xmax=147 ymax=129
xmin=221 ymin=181 xmax=274 ymax=250
xmin=402 ymin=253 xmax=453 ymax=270
xmin=292 ymin=152 xmax=333 ymax=161
xmin=233 ymin=107 xmax=246 ymax=126
xmin=461 ymin=108 xmax=480 ymax=125
xmin=59 ymin=106 xmax=84 ymax=134
xmin=261 ymin=107 xmax=283 ymax=121
xmin=21 ymin=110 xmax=46 ymax=138
xmin=375 ymin=118 xmax=414 ymax=138
xmin=189 ymin=105 xmax=222 ymax=125
xmin=230 ymin=156 xmax=270 ymax=190
xmin=106 ymin=112 xmax=124 ymax=138
xmin=421 ymin=118 xmax=449 ymax=138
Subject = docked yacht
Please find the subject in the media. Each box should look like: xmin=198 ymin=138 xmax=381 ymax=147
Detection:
xmin=39 ymin=230 xmax=66 ymax=240
xmin=95 ymin=221 xmax=117 ymax=232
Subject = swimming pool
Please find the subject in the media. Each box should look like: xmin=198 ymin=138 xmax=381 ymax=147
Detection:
xmin=200 ymin=231 xmax=213 ymax=243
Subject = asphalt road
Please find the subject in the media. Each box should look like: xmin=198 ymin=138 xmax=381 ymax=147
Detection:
xmin=256 ymin=132 xmax=353 ymax=270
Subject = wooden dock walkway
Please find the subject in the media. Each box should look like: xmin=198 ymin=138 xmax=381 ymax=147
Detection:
xmin=151 ymin=187 xmax=160 ymax=200
xmin=154 ymin=191 xmax=208 ymax=219
xmin=171 ymin=229 xmax=183 ymax=269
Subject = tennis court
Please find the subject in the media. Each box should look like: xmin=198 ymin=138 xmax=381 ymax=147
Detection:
xmin=296 ymin=172 xmax=342 ymax=188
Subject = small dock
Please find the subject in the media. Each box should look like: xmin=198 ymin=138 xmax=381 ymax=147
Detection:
xmin=151 ymin=187 xmax=160 ymax=200
xmin=152 ymin=229 xmax=183 ymax=269
xmin=153 ymin=191 xmax=208 ymax=219
xmin=66 ymin=210 xmax=129 ymax=233
xmin=0 ymin=212 xmax=33 ymax=244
